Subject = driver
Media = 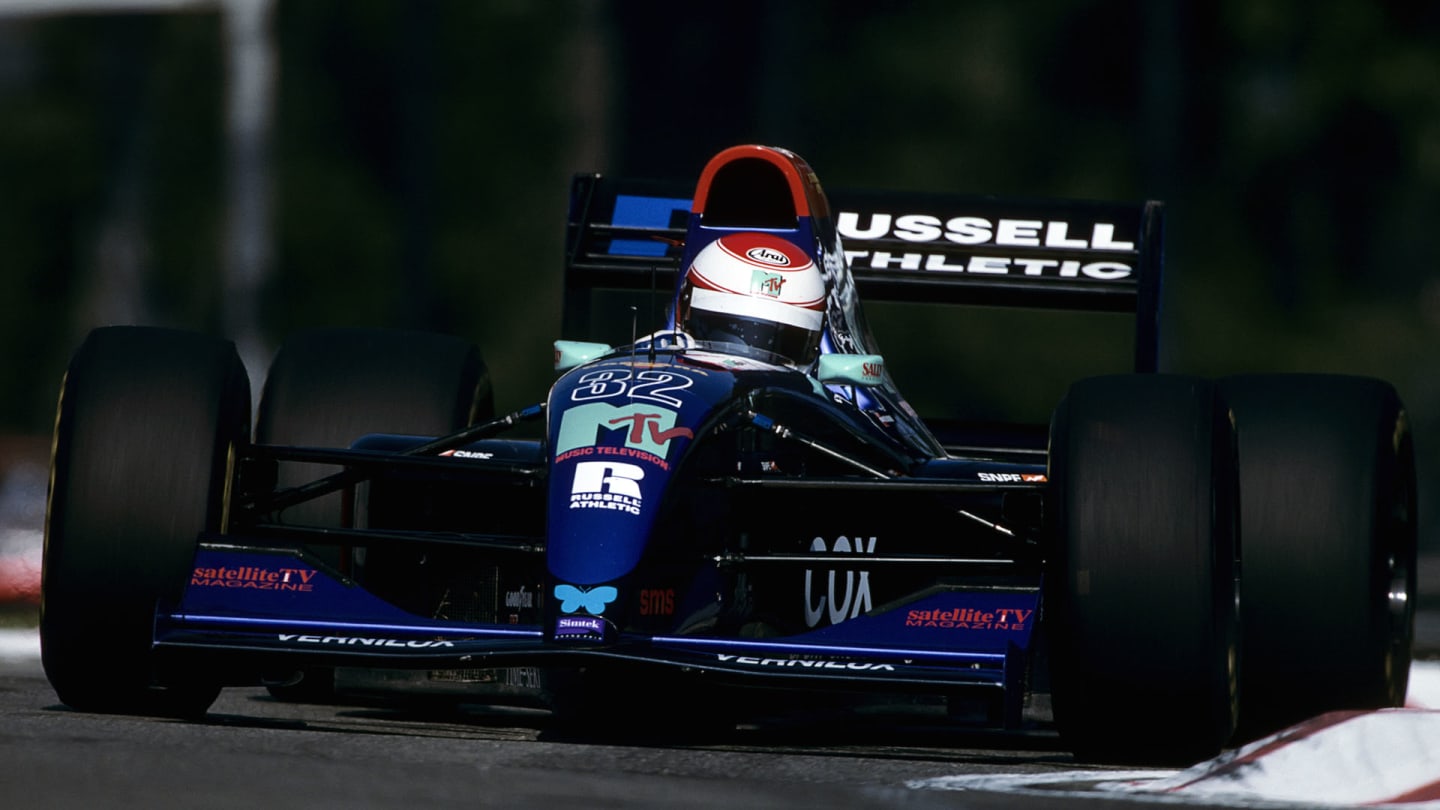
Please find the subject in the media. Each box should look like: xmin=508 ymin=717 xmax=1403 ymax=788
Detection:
xmin=673 ymin=232 xmax=826 ymax=368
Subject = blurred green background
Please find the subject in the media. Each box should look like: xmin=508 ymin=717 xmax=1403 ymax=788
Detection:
xmin=1 ymin=1 xmax=1436 ymax=541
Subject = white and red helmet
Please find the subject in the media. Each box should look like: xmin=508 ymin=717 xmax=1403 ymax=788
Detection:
xmin=678 ymin=233 xmax=826 ymax=366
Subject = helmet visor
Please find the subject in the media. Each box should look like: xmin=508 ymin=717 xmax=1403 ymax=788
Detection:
xmin=686 ymin=310 xmax=821 ymax=367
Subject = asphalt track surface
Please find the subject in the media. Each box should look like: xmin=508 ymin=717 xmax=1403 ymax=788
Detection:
xmin=0 ymin=648 xmax=1141 ymax=810
xmin=4 ymin=452 xmax=1440 ymax=808
xmin=1 ymin=624 xmax=1438 ymax=810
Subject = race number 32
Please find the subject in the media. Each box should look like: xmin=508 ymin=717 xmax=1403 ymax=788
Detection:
xmin=570 ymin=369 xmax=693 ymax=407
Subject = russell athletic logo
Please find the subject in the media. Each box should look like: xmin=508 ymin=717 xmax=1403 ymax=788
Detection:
xmin=835 ymin=213 xmax=1136 ymax=251
xmin=834 ymin=213 xmax=1138 ymax=280
xmin=569 ymin=460 xmax=644 ymax=515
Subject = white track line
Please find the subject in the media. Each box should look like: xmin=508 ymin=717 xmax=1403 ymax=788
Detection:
xmin=0 ymin=627 xmax=39 ymax=661
xmin=910 ymin=662 xmax=1440 ymax=807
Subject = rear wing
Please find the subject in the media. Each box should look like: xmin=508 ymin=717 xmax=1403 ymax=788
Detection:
xmin=563 ymin=173 xmax=1164 ymax=372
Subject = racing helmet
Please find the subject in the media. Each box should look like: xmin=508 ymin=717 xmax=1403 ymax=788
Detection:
xmin=677 ymin=233 xmax=826 ymax=367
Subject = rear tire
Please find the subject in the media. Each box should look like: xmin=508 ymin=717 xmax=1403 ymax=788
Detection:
xmin=1221 ymin=373 xmax=1416 ymax=740
xmin=1046 ymin=374 xmax=1239 ymax=765
xmin=255 ymin=326 xmax=491 ymax=529
xmin=255 ymin=327 xmax=490 ymax=702
xmin=41 ymin=326 xmax=251 ymax=718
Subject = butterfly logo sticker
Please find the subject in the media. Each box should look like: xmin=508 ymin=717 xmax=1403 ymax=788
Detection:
xmin=554 ymin=584 xmax=619 ymax=615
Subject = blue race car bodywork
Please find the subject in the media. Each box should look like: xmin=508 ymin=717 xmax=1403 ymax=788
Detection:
xmin=163 ymin=146 xmax=1115 ymax=706
xmin=42 ymin=145 xmax=1415 ymax=767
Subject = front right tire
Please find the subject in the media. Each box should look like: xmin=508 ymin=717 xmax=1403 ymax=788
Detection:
xmin=1222 ymin=373 xmax=1417 ymax=740
xmin=1046 ymin=374 xmax=1240 ymax=765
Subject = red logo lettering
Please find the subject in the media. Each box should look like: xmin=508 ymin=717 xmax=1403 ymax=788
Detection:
xmin=606 ymin=413 xmax=694 ymax=446
xmin=639 ymin=588 xmax=675 ymax=616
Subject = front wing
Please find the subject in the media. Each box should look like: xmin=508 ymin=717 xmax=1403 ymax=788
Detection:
xmin=158 ymin=544 xmax=1038 ymax=699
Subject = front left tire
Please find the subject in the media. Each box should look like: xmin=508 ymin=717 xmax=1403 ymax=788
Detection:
xmin=41 ymin=326 xmax=251 ymax=718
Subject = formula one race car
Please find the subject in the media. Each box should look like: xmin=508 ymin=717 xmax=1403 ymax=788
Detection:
xmin=40 ymin=145 xmax=1417 ymax=765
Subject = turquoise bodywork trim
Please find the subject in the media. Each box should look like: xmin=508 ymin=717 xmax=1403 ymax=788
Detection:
xmin=817 ymin=353 xmax=885 ymax=387
xmin=554 ymin=340 xmax=613 ymax=372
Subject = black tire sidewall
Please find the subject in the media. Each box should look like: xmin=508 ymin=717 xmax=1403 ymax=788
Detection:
xmin=252 ymin=327 xmax=489 ymax=702
xmin=1046 ymin=374 xmax=1239 ymax=764
xmin=254 ymin=326 xmax=491 ymax=529
xmin=41 ymin=326 xmax=250 ymax=712
xmin=1222 ymin=373 xmax=1417 ymax=738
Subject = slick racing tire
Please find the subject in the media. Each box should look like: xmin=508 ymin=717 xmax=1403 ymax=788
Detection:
xmin=41 ymin=326 xmax=251 ymax=718
xmin=255 ymin=326 xmax=490 ymax=702
xmin=1046 ymin=374 xmax=1240 ymax=765
xmin=1221 ymin=374 xmax=1416 ymax=741
xmin=255 ymin=326 xmax=492 ymax=530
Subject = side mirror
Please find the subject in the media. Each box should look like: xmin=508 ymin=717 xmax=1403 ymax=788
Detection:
xmin=554 ymin=340 xmax=613 ymax=372
xmin=816 ymin=354 xmax=886 ymax=387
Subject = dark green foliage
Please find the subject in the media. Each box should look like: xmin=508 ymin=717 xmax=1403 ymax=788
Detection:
xmin=0 ymin=2 xmax=1436 ymax=462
